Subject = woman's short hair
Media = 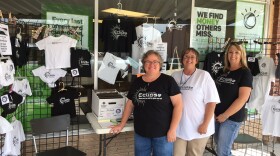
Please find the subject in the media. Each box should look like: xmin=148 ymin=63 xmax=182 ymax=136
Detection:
xmin=180 ymin=48 xmax=199 ymax=64
xmin=141 ymin=50 xmax=163 ymax=68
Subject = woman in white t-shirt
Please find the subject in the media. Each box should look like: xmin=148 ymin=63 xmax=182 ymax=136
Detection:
xmin=172 ymin=48 xmax=220 ymax=156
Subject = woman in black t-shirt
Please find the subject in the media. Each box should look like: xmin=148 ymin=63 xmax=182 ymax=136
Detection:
xmin=214 ymin=43 xmax=253 ymax=156
xmin=110 ymin=50 xmax=182 ymax=156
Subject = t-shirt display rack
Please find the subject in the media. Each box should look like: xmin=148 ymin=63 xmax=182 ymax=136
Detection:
xmin=204 ymin=37 xmax=280 ymax=156
xmin=0 ymin=20 xmax=83 ymax=156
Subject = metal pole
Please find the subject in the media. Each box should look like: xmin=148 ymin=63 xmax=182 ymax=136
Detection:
xmin=94 ymin=0 xmax=99 ymax=90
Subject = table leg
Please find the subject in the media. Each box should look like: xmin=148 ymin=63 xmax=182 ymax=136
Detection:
xmin=98 ymin=134 xmax=102 ymax=156
xmin=103 ymin=134 xmax=107 ymax=156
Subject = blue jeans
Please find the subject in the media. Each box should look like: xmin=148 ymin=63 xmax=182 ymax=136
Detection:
xmin=134 ymin=133 xmax=173 ymax=156
xmin=214 ymin=119 xmax=242 ymax=156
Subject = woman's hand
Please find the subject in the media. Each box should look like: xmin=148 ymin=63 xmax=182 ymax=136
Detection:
xmin=198 ymin=123 xmax=208 ymax=135
xmin=109 ymin=124 xmax=124 ymax=134
xmin=167 ymin=129 xmax=177 ymax=142
xmin=216 ymin=113 xmax=228 ymax=123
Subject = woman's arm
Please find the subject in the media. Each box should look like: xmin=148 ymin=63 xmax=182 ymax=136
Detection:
xmin=198 ymin=102 xmax=216 ymax=134
xmin=110 ymin=99 xmax=134 ymax=134
xmin=216 ymin=86 xmax=251 ymax=122
xmin=168 ymin=93 xmax=183 ymax=142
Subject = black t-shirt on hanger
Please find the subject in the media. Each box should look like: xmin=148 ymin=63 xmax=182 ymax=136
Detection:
xmin=203 ymin=51 xmax=225 ymax=80
xmin=46 ymin=89 xmax=79 ymax=118
xmin=246 ymin=55 xmax=260 ymax=76
xmin=69 ymin=48 xmax=92 ymax=77
xmin=0 ymin=91 xmax=23 ymax=117
xmin=101 ymin=17 xmax=136 ymax=54
xmin=10 ymin=36 xmax=29 ymax=68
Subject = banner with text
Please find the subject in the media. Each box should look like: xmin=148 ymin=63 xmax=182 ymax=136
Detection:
xmin=235 ymin=1 xmax=265 ymax=52
xmin=46 ymin=12 xmax=89 ymax=49
xmin=190 ymin=7 xmax=227 ymax=58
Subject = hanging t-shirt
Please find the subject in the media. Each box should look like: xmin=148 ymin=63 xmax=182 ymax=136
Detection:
xmin=247 ymin=57 xmax=276 ymax=112
xmin=1 ymin=120 xmax=25 ymax=156
xmin=0 ymin=91 xmax=23 ymax=117
xmin=69 ymin=48 xmax=92 ymax=77
xmin=0 ymin=24 xmax=12 ymax=55
xmin=261 ymin=96 xmax=280 ymax=137
xmin=46 ymin=89 xmax=79 ymax=118
xmin=246 ymin=55 xmax=260 ymax=76
xmin=101 ymin=17 xmax=136 ymax=53
xmin=161 ymin=25 xmax=190 ymax=58
xmin=0 ymin=116 xmax=13 ymax=134
xmin=203 ymin=51 xmax=225 ymax=80
xmin=98 ymin=52 xmax=127 ymax=84
xmin=10 ymin=36 xmax=29 ymax=68
xmin=134 ymin=25 xmax=162 ymax=49
xmin=0 ymin=59 xmax=15 ymax=86
xmin=36 ymin=35 xmax=77 ymax=69
xmin=172 ymin=69 xmax=220 ymax=140
xmin=32 ymin=66 xmax=67 ymax=88
xmin=12 ymin=79 xmax=32 ymax=103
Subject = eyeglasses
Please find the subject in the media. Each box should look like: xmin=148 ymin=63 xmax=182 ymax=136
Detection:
xmin=144 ymin=61 xmax=160 ymax=65
xmin=183 ymin=56 xmax=196 ymax=59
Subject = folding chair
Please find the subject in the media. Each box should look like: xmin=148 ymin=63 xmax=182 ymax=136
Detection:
xmin=30 ymin=114 xmax=86 ymax=156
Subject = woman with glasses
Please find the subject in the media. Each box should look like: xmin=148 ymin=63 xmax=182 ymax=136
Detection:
xmin=110 ymin=50 xmax=183 ymax=156
xmin=214 ymin=43 xmax=253 ymax=156
xmin=172 ymin=48 xmax=220 ymax=156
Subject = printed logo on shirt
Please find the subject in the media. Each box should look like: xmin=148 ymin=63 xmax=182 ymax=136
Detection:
xmin=52 ymin=42 xmax=62 ymax=44
xmin=59 ymin=97 xmax=70 ymax=105
xmin=271 ymin=105 xmax=280 ymax=113
xmin=108 ymin=62 xmax=116 ymax=69
xmin=216 ymin=77 xmax=236 ymax=85
xmin=5 ymin=73 xmax=11 ymax=81
xmin=44 ymin=72 xmax=55 ymax=78
xmin=134 ymin=87 xmax=162 ymax=106
xmin=211 ymin=61 xmax=223 ymax=75
xmin=9 ymin=65 xmax=14 ymax=72
xmin=136 ymin=36 xmax=153 ymax=48
xmin=180 ymin=85 xmax=193 ymax=91
xmin=259 ymin=72 xmax=268 ymax=76
xmin=111 ymin=25 xmax=127 ymax=40
xmin=13 ymin=136 xmax=19 ymax=146
xmin=78 ymin=57 xmax=90 ymax=67
xmin=261 ymin=62 xmax=266 ymax=68
xmin=18 ymin=89 xmax=23 ymax=94
xmin=8 ymin=103 xmax=16 ymax=109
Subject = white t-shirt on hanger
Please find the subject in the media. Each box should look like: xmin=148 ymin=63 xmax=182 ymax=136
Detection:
xmin=0 ymin=59 xmax=15 ymax=87
xmin=36 ymin=35 xmax=77 ymax=69
xmin=1 ymin=120 xmax=25 ymax=156
xmin=134 ymin=25 xmax=162 ymax=49
xmin=32 ymin=66 xmax=67 ymax=88
xmin=12 ymin=79 xmax=32 ymax=103
xmin=247 ymin=57 xmax=275 ymax=112
xmin=0 ymin=116 xmax=13 ymax=134
xmin=261 ymin=96 xmax=280 ymax=137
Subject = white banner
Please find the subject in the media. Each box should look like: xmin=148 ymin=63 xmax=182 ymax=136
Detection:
xmin=235 ymin=1 xmax=265 ymax=52
xmin=190 ymin=7 xmax=227 ymax=55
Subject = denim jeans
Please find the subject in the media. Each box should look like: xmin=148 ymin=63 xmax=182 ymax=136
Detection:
xmin=214 ymin=119 xmax=242 ymax=156
xmin=134 ymin=133 xmax=173 ymax=156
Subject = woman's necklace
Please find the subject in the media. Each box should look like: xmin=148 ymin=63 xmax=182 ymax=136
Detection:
xmin=180 ymin=68 xmax=196 ymax=87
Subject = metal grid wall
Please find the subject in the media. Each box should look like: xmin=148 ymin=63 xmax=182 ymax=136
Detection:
xmin=0 ymin=20 xmax=82 ymax=156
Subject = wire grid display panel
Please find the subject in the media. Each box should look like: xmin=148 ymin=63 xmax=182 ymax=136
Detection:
xmin=0 ymin=22 xmax=82 ymax=156
xmin=203 ymin=38 xmax=279 ymax=156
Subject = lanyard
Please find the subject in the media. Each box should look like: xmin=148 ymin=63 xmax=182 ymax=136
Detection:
xmin=180 ymin=68 xmax=196 ymax=87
